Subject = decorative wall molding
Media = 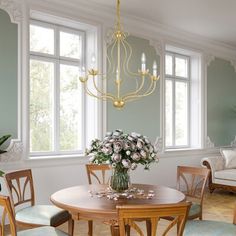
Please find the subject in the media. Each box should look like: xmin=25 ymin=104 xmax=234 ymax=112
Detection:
xmin=0 ymin=0 xmax=22 ymax=23
xmin=0 ymin=140 xmax=23 ymax=162
xmin=230 ymin=136 xmax=236 ymax=148
xmin=149 ymin=39 xmax=164 ymax=57
xmin=205 ymin=54 xmax=216 ymax=67
xmin=230 ymin=60 xmax=236 ymax=73
xmin=205 ymin=136 xmax=215 ymax=148
xmin=154 ymin=137 xmax=163 ymax=153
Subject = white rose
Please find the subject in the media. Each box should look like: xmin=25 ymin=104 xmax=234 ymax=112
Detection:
xmin=126 ymin=150 xmax=131 ymax=156
xmin=89 ymin=156 xmax=95 ymax=162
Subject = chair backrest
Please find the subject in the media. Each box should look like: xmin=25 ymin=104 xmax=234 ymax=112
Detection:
xmin=86 ymin=164 xmax=111 ymax=184
xmin=117 ymin=202 xmax=191 ymax=236
xmin=234 ymin=205 xmax=236 ymax=225
xmin=4 ymin=169 xmax=35 ymax=210
xmin=177 ymin=166 xmax=210 ymax=204
xmin=0 ymin=195 xmax=17 ymax=236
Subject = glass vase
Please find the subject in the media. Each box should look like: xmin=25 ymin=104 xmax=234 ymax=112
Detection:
xmin=109 ymin=167 xmax=131 ymax=193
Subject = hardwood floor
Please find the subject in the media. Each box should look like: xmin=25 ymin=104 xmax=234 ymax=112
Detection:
xmin=4 ymin=190 xmax=235 ymax=235
xmin=56 ymin=190 xmax=236 ymax=235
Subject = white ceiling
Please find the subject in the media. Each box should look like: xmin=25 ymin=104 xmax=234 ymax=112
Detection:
xmin=85 ymin=0 xmax=236 ymax=48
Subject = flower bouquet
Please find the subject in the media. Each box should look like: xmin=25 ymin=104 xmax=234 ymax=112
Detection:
xmin=86 ymin=129 xmax=158 ymax=192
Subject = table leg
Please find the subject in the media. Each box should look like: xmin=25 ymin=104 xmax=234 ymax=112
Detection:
xmin=68 ymin=218 xmax=74 ymax=236
xmin=110 ymin=225 xmax=120 ymax=236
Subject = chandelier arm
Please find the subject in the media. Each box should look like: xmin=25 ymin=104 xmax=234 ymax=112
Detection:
xmin=123 ymin=40 xmax=138 ymax=77
xmin=108 ymin=37 xmax=118 ymax=75
xmin=91 ymin=75 xmax=116 ymax=100
xmin=123 ymin=82 xmax=156 ymax=103
xmin=123 ymin=78 xmax=157 ymax=102
xmin=120 ymin=39 xmax=129 ymax=82
xmin=121 ymin=74 xmax=146 ymax=99
xmin=84 ymin=82 xmax=115 ymax=101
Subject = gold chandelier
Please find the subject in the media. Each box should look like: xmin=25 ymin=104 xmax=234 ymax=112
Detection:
xmin=79 ymin=0 xmax=159 ymax=109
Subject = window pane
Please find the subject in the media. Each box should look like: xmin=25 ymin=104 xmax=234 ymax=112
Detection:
xmin=60 ymin=64 xmax=82 ymax=151
xmin=30 ymin=60 xmax=54 ymax=152
xmin=175 ymin=57 xmax=188 ymax=78
xmin=60 ymin=31 xmax=81 ymax=59
xmin=165 ymin=54 xmax=173 ymax=75
xmin=30 ymin=25 xmax=54 ymax=54
xmin=175 ymin=81 xmax=188 ymax=146
xmin=165 ymin=80 xmax=173 ymax=146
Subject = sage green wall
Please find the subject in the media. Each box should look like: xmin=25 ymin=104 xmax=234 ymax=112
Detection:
xmin=107 ymin=35 xmax=160 ymax=142
xmin=0 ymin=9 xmax=18 ymax=139
xmin=207 ymin=58 xmax=236 ymax=146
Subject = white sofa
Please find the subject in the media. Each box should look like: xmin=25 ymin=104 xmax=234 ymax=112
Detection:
xmin=201 ymin=149 xmax=236 ymax=193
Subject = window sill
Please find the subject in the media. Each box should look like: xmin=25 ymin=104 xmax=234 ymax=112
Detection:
xmin=1 ymin=154 xmax=89 ymax=171
xmin=159 ymin=147 xmax=219 ymax=158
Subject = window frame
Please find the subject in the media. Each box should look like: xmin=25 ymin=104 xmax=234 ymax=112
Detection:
xmin=164 ymin=51 xmax=191 ymax=149
xmin=29 ymin=19 xmax=91 ymax=157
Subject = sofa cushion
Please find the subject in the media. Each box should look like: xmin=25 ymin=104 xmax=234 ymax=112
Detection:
xmin=214 ymin=169 xmax=236 ymax=181
xmin=220 ymin=148 xmax=236 ymax=169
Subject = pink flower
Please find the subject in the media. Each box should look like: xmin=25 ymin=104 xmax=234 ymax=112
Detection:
xmin=131 ymin=153 xmax=141 ymax=161
xmin=112 ymin=153 xmax=122 ymax=162
xmin=122 ymin=159 xmax=131 ymax=168
xmin=113 ymin=141 xmax=123 ymax=153
xmin=140 ymin=150 xmax=147 ymax=158
xmin=131 ymin=163 xmax=137 ymax=170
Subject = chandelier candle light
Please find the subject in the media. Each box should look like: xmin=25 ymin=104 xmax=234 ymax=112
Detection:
xmin=79 ymin=0 xmax=160 ymax=109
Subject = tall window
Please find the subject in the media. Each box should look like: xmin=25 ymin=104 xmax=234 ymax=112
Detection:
xmin=165 ymin=52 xmax=190 ymax=148
xmin=29 ymin=20 xmax=92 ymax=156
xmin=164 ymin=46 xmax=202 ymax=150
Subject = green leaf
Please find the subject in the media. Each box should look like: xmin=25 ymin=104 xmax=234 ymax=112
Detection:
xmin=0 ymin=134 xmax=11 ymax=147
xmin=0 ymin=170 xmax=4 ymax=177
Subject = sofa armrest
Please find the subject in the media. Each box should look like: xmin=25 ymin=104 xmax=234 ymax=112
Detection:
xmin=201 ymin=156 xmax=225 ymax=173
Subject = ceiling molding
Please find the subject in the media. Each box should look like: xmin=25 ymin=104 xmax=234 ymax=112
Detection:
xmin=0 ymin=0 xmax=22 ymax=23
xmin=27 ymin=0 xmax=236 ymax=61
xmin=230 ymin=60 xmax=236 ymax=73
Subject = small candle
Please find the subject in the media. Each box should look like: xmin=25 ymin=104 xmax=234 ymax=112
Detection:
xmin=91 ymin=54 xmax=96 ymax=69
xmin=153 ymin=61 xmax=157 ymax=77
xmin=141 ymin=53 xmax=146 ymax=72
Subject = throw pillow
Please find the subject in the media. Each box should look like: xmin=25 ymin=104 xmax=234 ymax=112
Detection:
xmin=220 ymin=148 xmax=236 ymax=169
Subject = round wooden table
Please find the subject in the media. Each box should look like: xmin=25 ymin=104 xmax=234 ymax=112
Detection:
xmin=51 ymin=184 xmax=185 ymax=235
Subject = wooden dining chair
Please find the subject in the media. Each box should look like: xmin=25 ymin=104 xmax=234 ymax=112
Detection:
xmin=4 ymin=169 xmax=72 ymax=234
xmin=86 ymin=163 xmax=112 ymax=184
xmin=117 ymin=202 xmax=191 ymax=236
xmin=85 ymin=163 xmax=112 ymax=236
xmin=184 ymin=204 xmax=236 ymax=235
xmin=0 ymin=194 xmax=69 ymax=236
xmin=177 ymin=166 xmax=210 ymax=220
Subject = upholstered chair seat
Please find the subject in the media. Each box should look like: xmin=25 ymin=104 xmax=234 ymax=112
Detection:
xmin=184 ymin=220 xmax=236 ymax=236
xmin=18 ymin=226 xmax=68 ymax=236
xmin=184 ymin=204 xmax=236 ymax=236
xmin=188 ymin=203 xmax=201 ymax=218
xmin=16 ymin=205 xmax=70 ymax=226
xmin=4 ymin=169 xmax=72 ymax=234
xmin=0 ymin=195 xmax=69 ymax=236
